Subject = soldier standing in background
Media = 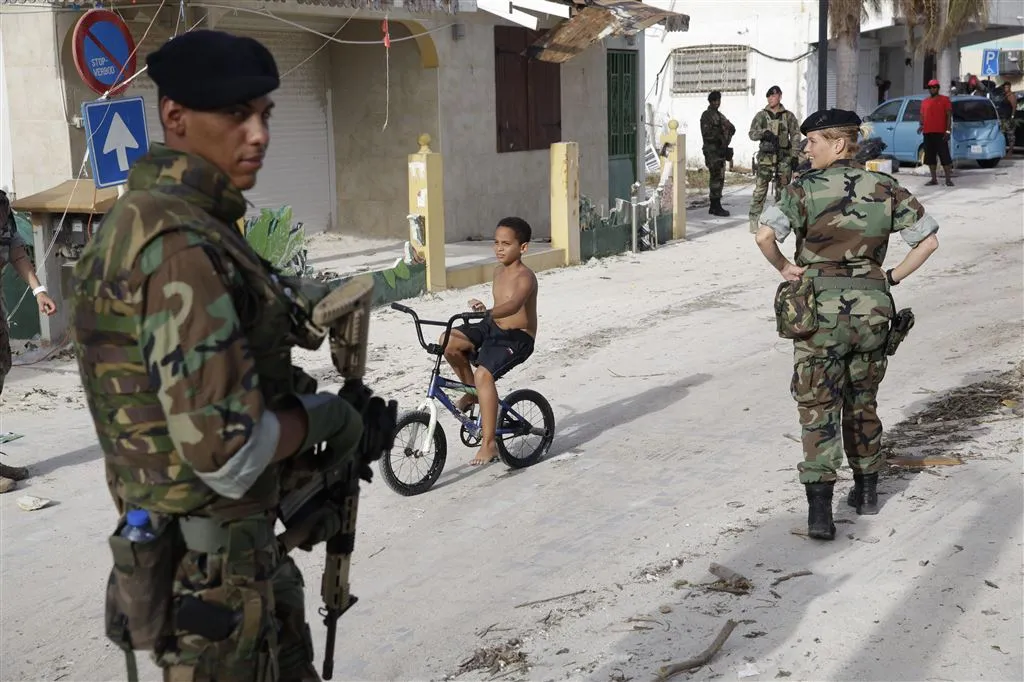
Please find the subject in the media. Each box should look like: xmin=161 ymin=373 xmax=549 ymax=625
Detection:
xmin=754 ymin=108 xmax=940 ymax=541
xmin=700 ymin=90 xmax=736 ymax=217
xmin=748 ymin=85 xmax=801 ymax=233
xmin=68 ymin=30 xmax=369 ymax=681
xmin=1 ymin=188 xmax=58 ymax=494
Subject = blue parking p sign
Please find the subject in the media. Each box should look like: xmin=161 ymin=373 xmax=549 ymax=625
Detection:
xmin=981 ymin=48 xmax=999 ymax=77
xmin=82 ymin=96 xmax=149 ymax=189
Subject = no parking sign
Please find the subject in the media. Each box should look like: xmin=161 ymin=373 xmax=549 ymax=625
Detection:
xmin=71 ymin=9 xmax=138 ymax=97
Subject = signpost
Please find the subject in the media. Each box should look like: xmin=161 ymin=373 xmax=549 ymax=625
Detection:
xmin=981 ymin=48 xmax=999 ymax=78
xmin=71 ymin=9 xmax=138 ymax=97
xmin=81 ymin=97 xmax=149 ymax=189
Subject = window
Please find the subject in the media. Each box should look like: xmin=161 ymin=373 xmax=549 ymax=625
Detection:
xmin=953 ymin=99 xmax=997 ymax=122
xmin=866 ymin=99 xmax=903 ymax=122
xmin=671 ymin=45 xmax=749 ymax=95
xmin=494 ymin=26 xmax=562 ymax=153
xmin=902 ymin=99 xmax=921 ymax=122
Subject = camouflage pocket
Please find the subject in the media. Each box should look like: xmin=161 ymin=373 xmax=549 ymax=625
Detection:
xmin=774 ymin=278 xmax=819 ymax=340
xmin=885 ymin=307 xmax=915 ymax=356
xmin=105 ymin=514 xmax=182 ymax=651
xmin=175 ymin=583 xmax=270 ymax=663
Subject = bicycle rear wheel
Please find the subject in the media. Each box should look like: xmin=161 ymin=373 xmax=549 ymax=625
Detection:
xmin=380 ymin=411 xmax=447 ymax=496
xmin=496 ymin=389 xmax=555 ymax=469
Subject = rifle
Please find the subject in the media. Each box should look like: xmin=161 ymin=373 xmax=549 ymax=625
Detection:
xmin=276 ymin=277 xmax=398 ymax=680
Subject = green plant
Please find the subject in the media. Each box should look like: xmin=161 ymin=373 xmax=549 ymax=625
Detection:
xmin=243 ymin=206 xmax=312 ymax=277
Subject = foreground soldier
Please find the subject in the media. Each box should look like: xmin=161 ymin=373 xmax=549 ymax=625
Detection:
xmin=69 ymin=30 xmax=366 ymax=681
xmin=754 ymin=109 xmax=940 ymax=541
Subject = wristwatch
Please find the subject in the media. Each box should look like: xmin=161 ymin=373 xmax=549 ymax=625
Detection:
xmin=885 ymin=269 xmax=899 ymax=286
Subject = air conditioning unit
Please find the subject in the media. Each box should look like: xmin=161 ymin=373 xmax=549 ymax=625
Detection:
xmin=999 ymin=49 xmax=1023 ymax=76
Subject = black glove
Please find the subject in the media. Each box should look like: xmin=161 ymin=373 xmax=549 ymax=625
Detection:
xmin=790 ymin=157 xmax=799 ymax=171
xmin=760 ymin=130 xmax=778 ymax=145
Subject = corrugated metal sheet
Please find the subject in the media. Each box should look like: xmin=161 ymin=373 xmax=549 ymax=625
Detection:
xmin=124 ymin=23 xmax=334 ymax=233
xmin=526 ymin=0 xmax=688 ymax=64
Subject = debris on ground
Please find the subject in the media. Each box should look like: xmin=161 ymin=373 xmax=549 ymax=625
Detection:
xmin=656 ymin=618 xmax=739 ymax=680
xmin=457 ymin=638 xmax=528 ymax=677
xmin=705 ymin=563 xmax=752 ymax=595
xmin=881 ymin=363 xmax=1023 ymax=472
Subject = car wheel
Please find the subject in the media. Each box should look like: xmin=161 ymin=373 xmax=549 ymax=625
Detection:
xmin=977 ymin=158 xmax=1000 ymax=169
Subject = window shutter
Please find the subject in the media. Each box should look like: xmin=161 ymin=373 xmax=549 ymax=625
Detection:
xmin=528 ymin=57 xmax=562 ymax=149
xmin=495 ymin=27 xmax=529 ymax=153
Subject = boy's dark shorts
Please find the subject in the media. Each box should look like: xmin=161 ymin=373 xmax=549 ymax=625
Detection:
xmin=455 ymin=317 xmax=534 ymax=380
xmin=922 ymin=132 xmax=952 ymax=166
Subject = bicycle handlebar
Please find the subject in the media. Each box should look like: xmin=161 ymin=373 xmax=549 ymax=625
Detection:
xmin=390 ymin=303 xmax=487 ymax=355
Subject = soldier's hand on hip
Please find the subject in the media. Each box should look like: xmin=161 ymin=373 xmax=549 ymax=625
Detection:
xmin=780 ymin=263 xmax=806 ymax=282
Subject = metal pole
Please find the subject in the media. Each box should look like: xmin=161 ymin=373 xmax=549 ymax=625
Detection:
xmin=818 ymin=0 xmax=829 ymax=111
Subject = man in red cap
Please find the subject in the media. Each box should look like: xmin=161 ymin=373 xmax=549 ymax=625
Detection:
xmin=917 ymin=79 xmax=953 ymax=186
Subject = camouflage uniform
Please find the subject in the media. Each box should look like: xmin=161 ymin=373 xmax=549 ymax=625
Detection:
xmin=760 ymin=159 xmax=938 ymax=485
xmin=69 ymin=143 xmax=361 ymax=682
xmin=700 ymin=104 xmax=736 ymax=208
xmin=748 ymin=105 xmax=801 ymax=232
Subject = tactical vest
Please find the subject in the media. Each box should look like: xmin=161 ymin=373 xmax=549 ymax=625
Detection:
xmin=766 ymin=109 xmax=792 ymax=150
xmin=70 ymin=184 xmax=306 ymax=520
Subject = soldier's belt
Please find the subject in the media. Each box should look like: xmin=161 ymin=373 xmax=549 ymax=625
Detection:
xmin=813 ymin=276 xmax=888 ymax=292
xmin=178 ymin=515 xmax=276 ymax=555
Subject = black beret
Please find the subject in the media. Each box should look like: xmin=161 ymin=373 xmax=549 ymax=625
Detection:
xmin=146 ymin=30 xmax=279 ymax=111
xmin=766 ymin=85 xmax=782 ymax=97
xmin=708 ymin=90 xmax=722 ymax=102
xmin=800 ymin=108 xmax=862 ymax=135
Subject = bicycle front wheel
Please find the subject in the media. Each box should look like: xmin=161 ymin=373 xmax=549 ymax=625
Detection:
xmin=380 ymin=411 xmax=447 ymax=496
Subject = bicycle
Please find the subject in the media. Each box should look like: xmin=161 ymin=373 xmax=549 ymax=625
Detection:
xmin=380 ymin=303 xmax=556 ymax=496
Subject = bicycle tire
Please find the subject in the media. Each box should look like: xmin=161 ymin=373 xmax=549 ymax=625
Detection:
xmin=380 ymin=411 xmax=447 ymax=496
xmin=496 ymin=389 xmax=555 ymax=469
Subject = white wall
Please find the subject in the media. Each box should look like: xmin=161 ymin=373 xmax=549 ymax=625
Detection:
xmin=0 ymin=8 xmax=73 ymax=198
xmin=644 ymin=0 xmax=817 ymax=168
xmin=0 ymin=27 xmax=13 ymax=195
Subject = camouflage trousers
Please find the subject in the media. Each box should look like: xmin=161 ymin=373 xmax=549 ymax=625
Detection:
xmin=157 ymin=514 xmax=319 ymax=682
xmin=1001 ymin=119 xmax=1016 ymax=154
xmin=748 ymin=158 xmax=793 ymax=232
xmin=0 ymin=309 xmax=10 ymax=396
xmin=791 ymin=313 xmax=890 ymax=484
xmin=703 ymin=152 xmax=727 ymax=200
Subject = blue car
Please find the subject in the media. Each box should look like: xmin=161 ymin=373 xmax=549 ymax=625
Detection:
xmin=861 ymin=94 xmax=1006 ymax=168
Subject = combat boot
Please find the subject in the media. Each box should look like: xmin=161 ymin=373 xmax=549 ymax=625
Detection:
xmin=709 ymin=199 xmax=730 ymax=217
xmin=846 ymin=472 xmax=879 ymax=515
xmin=804 ymin=481 xmax=836 ymax=540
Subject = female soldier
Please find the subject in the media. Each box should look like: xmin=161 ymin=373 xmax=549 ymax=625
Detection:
xmin=753 ymin=109 xmax=940 ymax=541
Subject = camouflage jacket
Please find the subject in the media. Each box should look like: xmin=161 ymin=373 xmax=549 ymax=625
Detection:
xmin=69 ymin=143 xmax=318 ymax=520
xmin=759 ymin=159 xmax=939 ymax=316
xmin=748 ymin=106 xmax=801 ymax=161
xmin=700 ymin=106 xmax=736 ymax=152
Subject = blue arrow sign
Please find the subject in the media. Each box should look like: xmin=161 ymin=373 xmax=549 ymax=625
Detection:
xmin=981 ymin=48 xmax=999 ymax=77
xmin=82 ymin=97 xmax=150 ymax=189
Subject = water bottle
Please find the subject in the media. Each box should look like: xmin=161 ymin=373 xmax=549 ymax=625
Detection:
xmin=121 ymin=509 xmax=158 ymax=543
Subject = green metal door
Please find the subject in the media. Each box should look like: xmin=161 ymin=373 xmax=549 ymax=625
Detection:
xmin=608 ymin=49 xmax=639 ymax=204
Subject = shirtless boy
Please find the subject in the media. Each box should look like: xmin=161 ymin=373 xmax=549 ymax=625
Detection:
xmin=440 ymin=217 xmax=538 ymax=465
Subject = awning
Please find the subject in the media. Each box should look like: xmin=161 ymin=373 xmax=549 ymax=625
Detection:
xmin=527 ymin=0 xmax=689 ymax=64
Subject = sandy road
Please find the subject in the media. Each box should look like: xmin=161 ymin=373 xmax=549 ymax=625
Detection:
xmin=1 ymin=161 xmax=1021 ymax=682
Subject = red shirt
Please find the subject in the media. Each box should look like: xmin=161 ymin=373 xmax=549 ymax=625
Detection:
xmin=920 ymin=95 xmax=951 ymax=134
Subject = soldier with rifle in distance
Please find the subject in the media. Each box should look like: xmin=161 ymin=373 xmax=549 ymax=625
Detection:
xmin=68 ymin=29 xmax=396 ymax=682
xmin=748 ymin=85 xmax=801 ymax=234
